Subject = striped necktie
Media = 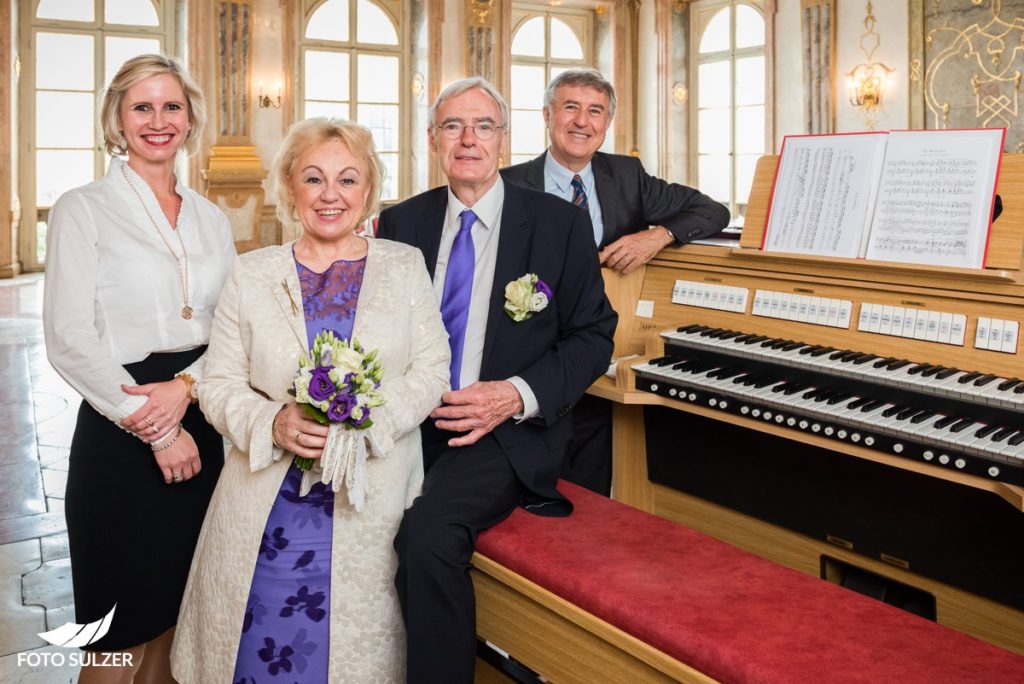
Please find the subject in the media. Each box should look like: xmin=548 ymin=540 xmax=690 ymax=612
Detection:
xmin=571 ymin=174 xmax=589 ymax=211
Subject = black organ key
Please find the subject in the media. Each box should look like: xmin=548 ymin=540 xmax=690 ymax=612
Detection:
xmin=958 ymin=371 xmax=983 ymax=384
xmin=973 ymin=374 xmax=998 ymax=387
xmin=881 ymin=404 xmax=906 ymax=418
xmin=887 ymin=359 xmax=913 ymax=371
xmin=949 ymin=418 xmax=976 ymax=433
xmin=933 ymin=414 xmax=960 ymax=429
xmin=910 ymin=410 xmax=936 ymax=424
xmin=852 ymin=354 xmax=878 ymax=365
xmin=998 ymin=378 xmax=1022 ymax=391
xmin=974 ymin=423 xmax=1000 ymax=439
xmin=935 ymin=367 xmax=960 ymax=379
xmin=920 ymin=366 xmax=945 ymax=378
xmin=860 ymin=400 xmax=884 ymax=412
xmin=810 ymin=347 xmax=836 ymax=357
xmin=1008 ymin=432 xmax=1024 ymax=447
xmin=991 ymin=427 xmax=1015 ymax=442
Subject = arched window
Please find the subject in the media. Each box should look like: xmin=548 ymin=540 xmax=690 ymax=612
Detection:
xmin=22 ymin=0 xmax=171 ymax=268
xmin=509 ymin=7 xmax=592 ymax=166
xmin=691 ymin=0 xmax=765 ymax=226
xmin=301 ymin=0 xmax=402 ymax=201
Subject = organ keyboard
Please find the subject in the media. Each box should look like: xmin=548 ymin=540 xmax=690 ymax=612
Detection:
xmin=597 ymin=153 xmax=1024 ymax=654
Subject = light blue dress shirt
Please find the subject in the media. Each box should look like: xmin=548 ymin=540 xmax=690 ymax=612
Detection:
xmin=543 ymin=154 xmax=605 ymax=246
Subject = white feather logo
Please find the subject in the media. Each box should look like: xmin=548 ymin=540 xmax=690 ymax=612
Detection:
xmin=37 ymin=604 xmax=116 ymax=648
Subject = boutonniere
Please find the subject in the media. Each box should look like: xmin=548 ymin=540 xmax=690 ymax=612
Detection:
xmin=504 ymin=273 xmax=552 ymax=322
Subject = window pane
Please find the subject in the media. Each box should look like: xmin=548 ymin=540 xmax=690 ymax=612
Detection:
xmin=511 ymin=65 xmax=545 ymax=109
xmin=304 ymin=100 xmax=350 ymax=119
xmin=736 ymin=4 xmax=765 ymax=49
xmin=511 ymin=109 xmax=545 ymax=155
xmin=36 ymin=33 xmax=94 ymax=91
xmin=736 ymin=154 xmax=760 ymax=206
xmin=511 ymin=154 xmax=535 ymax=166
xmin=511 ymin=17 xmax=544 ymax=57
xmin=698 ymin=154 xmax=732 ymax=204
xmin=105 ymin=36 xmax=162 ymax=88
xmin=699 ymin=8 xmax=730 ymax=53
xmin=379 ymin=152 xmax=398 ymax=201
xmin=37 ymin=0 xmax=93 ymax=21
xmin=37 ymin=219 xmax=48 ymax=264
xmin=306 ymin=0 xmax=350 ymax=42
xmin=549 ymin=18 xmax=583 ymax=60
xmin=698 ymin=108 xmax=730 ymax=154
xmin=735 ymin=56 xmax=764 ymax=106
xmin=105 ymin=0 xmax=159 ymax=26
xmin=735 ymin=106 xmax=764 ymax=154
xmin=36 ymin=150 xmax=94 ymax=206
xmin=357 ymin=103 xmax=399 ymax=152
xmin=356 ymin=0 xmax=398 ymax=45
xmin=356 ymin=54 xmax=398 ymax=102
xmin=305 ymin=50 xmax=350 ymax=101
xmin=36 ymin=92 xmax=95 ymax=148
xmin=698 ymin=61 xmax=730 ymax=108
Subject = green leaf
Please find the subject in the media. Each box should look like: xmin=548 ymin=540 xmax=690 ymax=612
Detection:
xmin=298 ymin=402 xmax=330 ymax=425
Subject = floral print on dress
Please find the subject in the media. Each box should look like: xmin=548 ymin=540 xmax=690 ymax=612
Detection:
xmin=232 ymin=255 xmax=365 ymax=682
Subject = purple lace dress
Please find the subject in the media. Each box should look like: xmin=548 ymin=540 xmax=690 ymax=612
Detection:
xmin=233 ymin=256 xmax=366 ymax=683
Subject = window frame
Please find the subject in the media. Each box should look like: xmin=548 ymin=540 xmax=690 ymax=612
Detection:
xmin=509 ymin=3 xmax=594 ymax=166
xmin=688 ymin=0 xmax=765 ymax=225
xmin=297 ymin=0 xmax=406 ymax=203
xmin=19 ymin=0 xmax=173 ymax=271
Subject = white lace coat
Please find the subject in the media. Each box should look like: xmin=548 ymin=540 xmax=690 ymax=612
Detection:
xmin=171 ymin=237 xmax=450 ymax=683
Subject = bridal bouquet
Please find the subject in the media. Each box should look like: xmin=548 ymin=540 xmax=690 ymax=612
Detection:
xmin=291 ymin=330 xmax=385 ymax=478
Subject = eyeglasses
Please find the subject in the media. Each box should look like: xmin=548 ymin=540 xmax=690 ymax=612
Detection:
xmin=435 ymin=121 xmax=506 ymax=141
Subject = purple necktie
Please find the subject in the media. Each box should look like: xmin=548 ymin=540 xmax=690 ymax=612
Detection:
xmin=440 ymin=209 xmax=477 ymax=390
xmin=571 ymin=174 xmax=590 ymax=210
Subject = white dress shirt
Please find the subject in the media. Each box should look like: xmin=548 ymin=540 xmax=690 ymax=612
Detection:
xmin=432 ymin=179 xmax=539 ymax=418
xmin=43 ymin=158 xmax=236 ymax=423
xmin=544 ymin=153 xmax=605 ymax=245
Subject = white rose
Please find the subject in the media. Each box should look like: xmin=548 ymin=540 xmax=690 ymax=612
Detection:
xmin=529 ymin=292 xmax=548 ymax=312
xmin=293 ymin=368 xmax=313 ymax=403
xmin=334 ymin=347 xmax=365 ymax=374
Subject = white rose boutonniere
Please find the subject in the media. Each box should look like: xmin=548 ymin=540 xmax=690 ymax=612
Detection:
xmin=504 ymin=273 xmax=553 ymax=322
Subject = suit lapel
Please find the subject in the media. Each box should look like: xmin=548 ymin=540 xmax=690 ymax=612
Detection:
xmin=269 ymin=244 xmax=311 ymax=355
xmin=525 ymin=152 xmax=546 ymax=190
xmin=416 ymin=188 xmax=448 ymax=278
xmin=592 ymin=152 xmax=617 ymax=246
xmin=481 ymin=183 xmax=531 ymax=374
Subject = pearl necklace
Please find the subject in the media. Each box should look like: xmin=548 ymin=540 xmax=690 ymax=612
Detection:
xmin=120 ymin=163 xmax=193 ymax=320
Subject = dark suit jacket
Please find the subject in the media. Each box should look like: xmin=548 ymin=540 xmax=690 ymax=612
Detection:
xmin=376 ymin=181 xmax=617 ymax=514
xmin=501 ymin=150 xmax=731 ymax=248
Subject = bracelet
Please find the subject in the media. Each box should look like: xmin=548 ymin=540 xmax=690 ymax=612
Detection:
xmin=152 ymin=424 xmax=183 ymax=452
xmin=176 ymin=373 xmax=199 ymax=404
xmin=151 ymin=422 xmax=180 ymax=446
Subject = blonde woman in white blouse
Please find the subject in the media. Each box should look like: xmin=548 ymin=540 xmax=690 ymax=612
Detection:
xmin=42 ymin=54 xmax=234 ymax=683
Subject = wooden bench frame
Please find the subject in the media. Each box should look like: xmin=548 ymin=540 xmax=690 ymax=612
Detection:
xmin=471 ymin=553 xmax=716 ymax=683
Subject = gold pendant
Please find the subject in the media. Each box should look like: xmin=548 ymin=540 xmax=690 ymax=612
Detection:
xmin=181 ymin=305 xmax=194 ymax=320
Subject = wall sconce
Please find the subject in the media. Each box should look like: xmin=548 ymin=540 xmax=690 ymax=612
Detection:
xmin=845 ymin=1 xmax=893 ymax=118
xmin=257 ymin=80 xmax=282 ymax=109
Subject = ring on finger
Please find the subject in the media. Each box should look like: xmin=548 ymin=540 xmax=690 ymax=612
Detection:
xmin=144 ymin=415 xmax=154 ymax=427
xmin=172 ymin=471 xmax=184 ymax=483
xmin=296 ymin=432 xmax=303 ymax=446
xmin=151 ymin=424 xmax=160 ymax=434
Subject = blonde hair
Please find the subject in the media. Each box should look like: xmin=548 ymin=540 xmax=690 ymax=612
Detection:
xmin=100 ymin=54 xmax=207 ymax=156
xmin=271 ymin=118 xmax=384 ymax=231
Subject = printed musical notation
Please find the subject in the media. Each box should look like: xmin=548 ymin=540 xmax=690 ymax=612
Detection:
xmin=764 ymin=129 xmax=1003 ymax=268
xmin=866 ymin=129 xmax=1003 ymax=268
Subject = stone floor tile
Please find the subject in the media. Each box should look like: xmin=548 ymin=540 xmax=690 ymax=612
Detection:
xmin=45 ymin=499 xmax=64 ymax=514
xmin=44 ymin=604 xmax=75 ymax=633
xmin=39 ymin=534 xmax=68 ymax=563
xmin=40 ymin=471 xmax=66 ymax=501
xmin=0 ymin=646 xmax=78 ymax=684
xmin=0 ymin=514 xmax=66 ymax=546
xmin=36 ymin=448 xmax=68 ymax=471
xmin=0 ymin=540 xmax=46 ymax=656
xmin=22 ymin=558 xmax=73 ymax=613
xmin=0 ymin=463 xmax=46 ymax=521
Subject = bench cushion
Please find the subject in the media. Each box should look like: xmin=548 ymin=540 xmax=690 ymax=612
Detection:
xmin=476 ymin=481 xmax=1024 ymax=683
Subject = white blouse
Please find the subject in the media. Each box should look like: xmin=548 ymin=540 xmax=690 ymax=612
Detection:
xmin=43 ymin=158 xmax=236 ymax=423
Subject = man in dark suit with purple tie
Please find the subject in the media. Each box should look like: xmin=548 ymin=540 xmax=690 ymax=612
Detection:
xmin=377 ymin=77 xmax=616 ymax=684
xmin=501 ymin=68 xmax=730 ymax=497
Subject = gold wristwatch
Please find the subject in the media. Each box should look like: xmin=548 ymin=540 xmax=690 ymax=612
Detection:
xmin=177 ymin=373 xmax=200 ymax=404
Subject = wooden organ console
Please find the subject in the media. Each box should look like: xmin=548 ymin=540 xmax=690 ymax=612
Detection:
xmin=596 ymin=153 xmax=1024 ymax=655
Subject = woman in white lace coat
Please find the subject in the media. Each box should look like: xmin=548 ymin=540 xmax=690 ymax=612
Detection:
xmin=171 ymin=118 xmax=449 ymax=682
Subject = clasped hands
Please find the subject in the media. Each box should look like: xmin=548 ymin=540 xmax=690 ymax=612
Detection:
xmin=431 ymin=380 xmax=524 ymax=447
xmin=120 ymin=377 xmax=200 ymax=484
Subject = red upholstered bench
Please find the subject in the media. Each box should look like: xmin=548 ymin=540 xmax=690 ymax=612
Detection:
xmin=471 ymin=481 xmax=1024 ymax=683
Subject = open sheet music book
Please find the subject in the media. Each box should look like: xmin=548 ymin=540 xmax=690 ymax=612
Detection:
xmin=762 ymin=128 xmax=1005 ymax=268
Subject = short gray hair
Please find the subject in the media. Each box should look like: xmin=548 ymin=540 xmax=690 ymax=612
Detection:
xmin=543 ymin=68 xmax=617 ymax=118
xmin=428 ymin=77 xmax=509 ymax=128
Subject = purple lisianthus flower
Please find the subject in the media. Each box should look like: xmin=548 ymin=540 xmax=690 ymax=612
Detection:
xmin=349 ymin=407 xmax=371 ymax=428
xmin=308 ymin=366 xmax=336 ymax=403
xmin=535 ymin=278 xmax=553 ymax=299
xmin=326 ymin=392 xmax=355 ymax=422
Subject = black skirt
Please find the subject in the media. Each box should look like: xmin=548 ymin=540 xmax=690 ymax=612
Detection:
xmin=65 ymin=347 xmax=224 ymax=652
